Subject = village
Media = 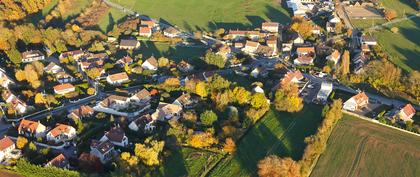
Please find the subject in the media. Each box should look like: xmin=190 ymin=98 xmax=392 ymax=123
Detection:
xmin=0 ymin=0 xmax=418 ymax=176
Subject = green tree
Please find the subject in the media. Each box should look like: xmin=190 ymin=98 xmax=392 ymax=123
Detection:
xmin=232 ymin=86 xmax=251 ymax=104
xmin=274 ymin=84 xmax=303 ymax=113
xmin=200 ymin=110 xmax=218 ymax=126
xmin=250 ymin=93 xmax=268 ymax=109
xmin=204 ymin=52 xmax=226 ymax=68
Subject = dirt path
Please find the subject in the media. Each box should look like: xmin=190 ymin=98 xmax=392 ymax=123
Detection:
xmin=345 ymin=137 xmax=368 ymax=177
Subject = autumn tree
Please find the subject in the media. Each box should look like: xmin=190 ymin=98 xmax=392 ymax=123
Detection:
xmin=187 ymin=132 xmax=218 ymax=148
xmin=134 ymin=139 xmax=165 ymax=166
xmin=195 ymin=81 xmax=208 ymax=98
xmin=364 ymin=60 xmax=401 ymax=90
xmin=86 ymin=68 xmax=102 ymax=79
xmin=384 ymin=9 xmax=397 ymax=21
xmin=158 ymin=57 xmax=169 ymax=67
xmin=232 ymin=86 xmax=251 ymax=105
xmin=16 ymin=136 xmax=28 ymax=149
xmin=275 ymin=83 xmax=303 ymax=112
xmin=87 ymin=88 xmax=96 ymax=95
xmin=223 ymin=138 xmax=236 ymax=153
xmin=258 ymin=155 xmax=301 ymax=177
xmin=340 ymin=50 xmax=350 ymax=75
xmin=390 ymin=27 xmax=399 ymax=33
xmin=204 ymin=52 xmax=226 ymax=68
xmin=200 ymin=110 xmax=218 ymax=126
xmin=290 ymin=16 xmax=313 ymax=39
xmin=163 ymin=77 xmax=180 ymax=88
xmin=246 ymin=93 xmax=270 ymax=123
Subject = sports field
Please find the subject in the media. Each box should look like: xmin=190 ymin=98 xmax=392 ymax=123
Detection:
xmin=209 ymin=105 xmax=323 ymax=177
xmin=310 ymin=114 xmax=420 ymax=177
xmin=374 ymin=17 xmax=420 ymax=72
xmin=109 ymin=0 xmax=291 ymax=31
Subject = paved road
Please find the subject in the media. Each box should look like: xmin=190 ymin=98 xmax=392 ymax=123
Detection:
xmin=368 ymin=13 xmax=420 ymax=31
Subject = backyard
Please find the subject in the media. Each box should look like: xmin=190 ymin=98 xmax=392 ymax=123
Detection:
xmin=374 ymin=16 xmax=420 ymax=72
xmin=106 ymin=0 xmax=291 ymax=32
xmin=310 ymin=114 xmax=420 ymax=177
xmin=209 ymin=104 xmax=323 ymax=177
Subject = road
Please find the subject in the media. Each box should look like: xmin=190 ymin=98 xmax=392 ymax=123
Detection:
xmin=368 ymin=13 xmax=420 ymax=31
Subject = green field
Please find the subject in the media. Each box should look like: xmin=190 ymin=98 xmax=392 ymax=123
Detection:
xmin=311 ymin=114 xmax=420 ymax=177
xmin=374 ymin=17 xmax=420 ymax=72
xmin=351 ymin=19 xmax=387 ymax=29
xmin=108 ymin=0 xmax=291 ymax=31
xmin=380 ymin=0 xmax=419 ymax=17
xmin=209 ymin=105 xmax=323 ymax=177
xmin=147 ymin=147 xmax=223 ymax=177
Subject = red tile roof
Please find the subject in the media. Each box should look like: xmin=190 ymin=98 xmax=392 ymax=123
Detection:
xmin=245 ymin=40 xmax=259 ymax=48
xmin=353 ymin=92 xmax=369 ymax=105
xmin=401 ymin=104 xmax=416 ymax=118
xmin=0 ymin=137 xmax=14 ymax=151
xmin=262 ymin=22 xmax=279 ymax=27
xmin=18 ymin=119 xmax=41 ymax=134
xmin=49 ymin=124 xmax=74 ymax=137
xmin=107 ymin=72 xmax=129 ymax=82
xmin=53 ymin=83 xmax=75 ymax=92
xmin=47 ymin=154 xmax=69 ymax=168
xmin=281 ymin=70 xmax=304 ymax=86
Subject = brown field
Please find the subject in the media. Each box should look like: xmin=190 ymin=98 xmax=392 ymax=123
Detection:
xmin=311 ymin=114 xmax=420 ymax=177
xmin=345 ymin=6 xmax=383 ymax=19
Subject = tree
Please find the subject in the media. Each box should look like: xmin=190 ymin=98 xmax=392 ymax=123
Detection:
xmin=204 ymin=52 xmax=226 ymax=68
xmin=200 ymin=110 xmax=218 ymax=126
xmin=232 ymin=87 xmax=251 ymax=105
xmin=16 ymin=136 xmax=28 ymax=149
xmin=250 ymin=93 xmax=268 ymax=109
xmin=223 ymin=138 xmax=236 ymax=153
xmin=86 ymin=68 xmax=102 ymax=79
xmin=121 ymin=152 xmax=131 ymax=161
xmin=134 ymin=139 xmax=165 ymax=166
xmin=384 ymin=9 xmax=397 ymax=21
xmin=390 ymin=27 xmax=399 ymax=33
xmin=258 ymin=155 xmax=301 ymax=177
xmin=163 ymin=77 xmax=180 ymax=88
xmin=208 ymin=74 xmax=230 ymax=91
xmin=340 ymin=50 xmax=350 ymax=75
xmin=323 ymin=65 xmax=332 ymax=74
xmin=187 ymin=132 xmax=218 ymax=148
xmin=28 ymin=142 xmax=37 ymax=151
xmin=290 ymin=16 xmax=313 ymax=39
xmin=195 ymin=81 xmax=208 ymax=98
xmin=34 ymin=93 xmax=45 ymax=105
xmin=158 ymin=57 xmax=169 ymax=67
xmin=87 ymin=88 xmax=96 ymax=95
xmin=274 ymin=83 xmax=303 ymax=112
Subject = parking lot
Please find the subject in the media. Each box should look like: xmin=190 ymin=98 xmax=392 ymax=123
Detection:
xmin=300 ymin=81 xmax=320 ymax=104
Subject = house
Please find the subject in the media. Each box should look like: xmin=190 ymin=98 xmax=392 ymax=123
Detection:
xmin=280 ymin=70 xmax=304 ymax=87
xmin=142 ymin=56 xmax=158 ymax=71
xmin=343 ymin=92 xmax=369 ymax=111
xmin=216 ymin=45 xmax=232 ymax=59
xmin=59 ymin=50 xmax=84 ymax=61
xmin=18 ymin=119 xmax=46 ymax=138
xmin=56 ymin=71 xmax=75 ymax=84
xmin=164 ymin=27 xmax=181 ymax=38
xmin=119 ymin=39 xmax=140 ymax=49
xmin=139 ymin=26 xmax=152 ymax=37
xmin=46 ymin=154 xmax=69 ymax=169
xmin=0 ymin=71 xmax=14 ymax=88
xmin=352 ymin=53 xmax=368 ymax=74
xmin=21 ymin=50 xmax=45 ymax=63
xmin=266 ymin=36 xmax=278 ymax=54
xmin=53 ymin=83 xmax=75 ymax=95
xmin=326 ymin=50 xmax=341 ymax=65
xmin=228 ymin=30 xmax=261 ymax=41
xmin=0 ymin=137 xmax=15 ymax=162
xmin=98 ymin=95 xmax=130 ymax=110
xmin=152 ymin=102 xmax=183 ymax=120
xmin=46 ymin=124 xmax=77 ymax=143
xmin=360 ymin=35 xmax=377 ymax=46
xmin=106 ymin=72 xmax=129 ymax=85
xmin=296 ymin=46 xmax=315 ymax=57
xmin=130 ymin=89 xmax=151 ymax=105
xmin=140 ymin=20 xmax=156 ymax=28
xmin=243 ymin=40 xmax=260 ymax=53
xmin=294 ymin=56 xmax=314 ymax=65
xmin=311 ymin=25 xmax=322 ymax=35
xmin=116 ymin=56 xmax=134 ymax=67
xmin=291 ymin=33 xmax=304 ymax=45
xmin=99 ymin=126 xmax=128 ymax=147
xmin=90 ymin=140 xmax=114 ymax=163
xmin=128 ymin=114 xmax=153 ymax=132
xmin=326 ymin=22 xmax=336 ymax=33
xmin=177 ymin=60 xmax=194 ymax=73
xmin=44 ymin=62 xmax=63 ymax=74
xmin=234 ymin=42 xmax=244 ymax=49
xmin=262 ymin=22 xmax=280 ymax=33
xmin=173 ymin=93 xmax=197 ymax=109
xmin=253 ymin=85 xmax=265 ymax=93
xmin=1 ymin=90 xmax=27 ymax=114
xmin=68 ymin=105 xmax=94 ymax=120
xmin=250 ymin=67 xmax=268 ymax=78
xmin=395 ymin=104 xmax=416 ymax=122
xmin=282 ymin=43 xmax=293 ymax=53
xmin=316 ymin=82 xmax=333 ymax=103
xmin=361 ymin=44 xmax=370 ymax=54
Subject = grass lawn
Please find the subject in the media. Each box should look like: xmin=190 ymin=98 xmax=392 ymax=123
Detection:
xmin=374 ymin=16 xmax=420 ymax=72
xmin=380 ymin=0 xmax=419 ymax=17
xmin=209 ymin=104 xmax=323 ymax=177
xmin=108 ymin=0 xmax=291 ymax=31
xmin=137 ymin=41 xmax=207 ymax=64
xmin=60 ymin=0 xmax=93 ymax=20
xmin=310 ymin=114 xmax=420 ymax=177
xmin=147 ymin=147 xmax=223 ymax=177
xmin=351 ymin=18 xmax=387 ymax=29
xmin=98 ymin=7 xmax=127 ymax=33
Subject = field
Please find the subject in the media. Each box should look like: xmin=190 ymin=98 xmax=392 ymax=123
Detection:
xmin=351 ymin=19 xmax=387 ymax=29
xmin=310 ymin=114 xmax=420 ymax=177
xmin=147 ymin=147 xmax=223 ymax=177
xmin=209 ymin=105 xmax=323 ymax=177
xmin=380 ymin=0 xmax=419 ymax=17
xmin=108 ymin=0 xmax=291 ymax=31
xmin=374 ymin=17 xmax=420 ymax=72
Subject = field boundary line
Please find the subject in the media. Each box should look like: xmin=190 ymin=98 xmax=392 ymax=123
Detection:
xmin=345 ymin=137 xmax=368 ymax=177
xmin=342 ymin=110 xmax=420 ymax=137
xmin=266 ymin=120 xmax=298 ymax=155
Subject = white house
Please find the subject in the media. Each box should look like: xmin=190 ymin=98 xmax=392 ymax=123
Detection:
xmin=395 ymin=104 xmax=416 ymax=122
xmin=173 ymin=93 xmax=197 ymax=109
xmin=360 ymin=35 xmax=377 ymax=46
xmin=316 ymin=82 xmax=333 ymax=103
xmin=44 ymin=62 xmax=63 ymax=74
xmin=326 ymin=50 xmax=341 ymax=65
xmin=343 ymin=92 xmax=369 ymax=111
xmin=106 ymin=72 xmax=129 ymax=85
xmin=139 ymin=26 xmax=152 ymax=37
xmin=294 ymin=56 xmax=314 ymax=65
xmin=119 ymin=39 xmax=140 ymax=50
xmin=0 ymin=71 xmax=14 ymax=88
xmin=0 ymin=137 xmax=15 ymax=162
xmin=116 ymin=56 xmax=134 ymax=67
xmin=164 ymin=27 xmax=181 ymax=38
xmin=46 ymin=154 xmax=69 ymax=169
xmin=262 ymin=22 xmax=280 ymax=33
xmin=18 ymin=119 xmax=46 ymax=138
xmin=250 ymin=67 xmax=268 ymax=78
xmin=46 ymin=124 xmax=77 ymax=143
xmin=130 ymin=89 xmax=151 ymax=105
xmin=90 ymin=140 xmax=114 ymax=163
xmin=99 ymin=126 xmax=128 ymax=147
xmin=68 ymin=105 xmax=94 ymax=120
xmin=1 ymin=90 xmax=27 ymax=114
xmin=21 ymin=50 xmax=45 ymax=63
xmin=53 ymin=83 xmax=75 ymax=95
xmin=152 ymin=102 xmax=183 ymax=121
xmin=142 ymin=56 xmax=158 ymax=71
xmin=292 ymin=33 xmax=304 ymax=45
xmin=129 ymin=114 xmax=153 ymax=132
xmin=243 ymin=41 xmax=260 ymax=54
xmin=97 ymin=95 xmax=130 ymax=111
